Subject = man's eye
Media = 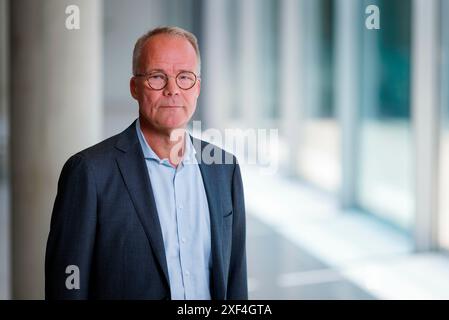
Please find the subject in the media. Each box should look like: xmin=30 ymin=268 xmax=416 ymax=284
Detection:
xmin=149 ymin=74 xmax=165 ymax=80
xmin=179 ymin=75 xmax=194 ymax=81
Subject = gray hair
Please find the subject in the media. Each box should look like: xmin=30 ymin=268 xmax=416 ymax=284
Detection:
xmin=132 ymin=26 xmax=201 ymax=76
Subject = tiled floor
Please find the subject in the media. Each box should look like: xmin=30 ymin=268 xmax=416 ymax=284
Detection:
xmin=243 ymin=165 xmax=449 ymax=300
xmin=247 ymin=215 xmax=375 ymax=299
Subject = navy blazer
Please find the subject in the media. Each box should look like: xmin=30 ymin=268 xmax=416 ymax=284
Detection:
xmin=45 ymin=121 xmax=248 ymax=300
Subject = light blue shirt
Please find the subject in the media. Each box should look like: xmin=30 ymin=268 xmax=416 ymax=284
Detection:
xmin=136 ymin=119 xmax=212 ymax=300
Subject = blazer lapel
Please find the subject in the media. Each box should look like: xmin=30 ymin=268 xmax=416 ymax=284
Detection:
xmin=115 ymin=122 xmax=170 ymax=292
xmin=193 ymin=137 xmax=226 ymax=300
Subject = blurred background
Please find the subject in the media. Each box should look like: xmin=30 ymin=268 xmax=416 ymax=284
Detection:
xmin=1 ymin=0 xmax=449 ymax=299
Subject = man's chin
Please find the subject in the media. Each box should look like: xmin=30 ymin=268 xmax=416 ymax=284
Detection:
xmin=157 ymin=121 xmax=189 ymax=136
xmin=140 ymin=114 xmax=190 ymax=136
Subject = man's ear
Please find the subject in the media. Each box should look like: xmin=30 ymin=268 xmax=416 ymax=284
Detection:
xmin=130 ymin=77 xmax=139 ymax=100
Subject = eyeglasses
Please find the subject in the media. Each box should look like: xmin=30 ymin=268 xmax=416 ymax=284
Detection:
xmin=134 ymin=71 xmax=198 ymax=90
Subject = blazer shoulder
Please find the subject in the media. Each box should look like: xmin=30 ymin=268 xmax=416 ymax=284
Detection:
xmin=191 ymin=136 xmax=239 ymax=166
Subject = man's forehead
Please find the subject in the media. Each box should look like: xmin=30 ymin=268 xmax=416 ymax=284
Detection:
xmin=144 ymin=35 xmax=196 ymax=57
xmin=140 ymin=35 xmax=197 ymax=70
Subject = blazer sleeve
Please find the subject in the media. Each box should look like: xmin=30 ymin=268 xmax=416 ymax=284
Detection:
xmin=45 ymin=154 xmax=97 ymax=300
xmin=226 ymin=161 xmax=248 ymax=299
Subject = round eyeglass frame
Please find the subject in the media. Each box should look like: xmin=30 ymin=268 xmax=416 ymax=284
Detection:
xmin=134 ymin=71 xmax=199 ymax=91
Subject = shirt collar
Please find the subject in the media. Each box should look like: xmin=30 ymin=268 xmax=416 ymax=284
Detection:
xmin=135 ymin=118 xmax=197 ymax=165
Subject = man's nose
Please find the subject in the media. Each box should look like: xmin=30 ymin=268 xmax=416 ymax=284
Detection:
xmin=163 ymin=76 xmax=180 ymax=96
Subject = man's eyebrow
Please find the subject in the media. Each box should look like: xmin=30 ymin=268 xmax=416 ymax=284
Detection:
xmin=177 ymin=68 xmax=195 ymax=72
xmin=146 ymin=68 xmax=166 ymax=73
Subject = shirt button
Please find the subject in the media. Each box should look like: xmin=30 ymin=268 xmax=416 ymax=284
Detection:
xmin=179 ymin=205 xmax=183 ymax=210
xmin=181 ymin=237 xmax=186 ymax=243
xmin=185 ymin=271 xmax=190 ymax=277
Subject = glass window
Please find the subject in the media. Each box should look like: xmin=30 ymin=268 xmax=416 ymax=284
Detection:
xmin=258 ymin=0 xmax=280 ymax=120
xmin=297 ymin=0 xmax=340 ymax=193
xmin=357 ymin=0 xmax=413 ymax=230
xmin=227 ymin=0 xmax=242 ymax=120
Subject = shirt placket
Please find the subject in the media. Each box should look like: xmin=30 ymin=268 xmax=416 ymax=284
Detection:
xmin=173 ymin=163 xmax=191 ymax=299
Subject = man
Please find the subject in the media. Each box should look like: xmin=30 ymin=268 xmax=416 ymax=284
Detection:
xmin=45 ymin=26 xmax=248 ymax=300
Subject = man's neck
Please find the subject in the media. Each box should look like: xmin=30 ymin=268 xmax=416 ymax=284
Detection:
xmin=139 ymin=119 xmax=186 ymax=167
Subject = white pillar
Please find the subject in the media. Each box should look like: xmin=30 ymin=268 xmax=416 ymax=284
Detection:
xmin=279 ymin=0 xmax=305 ymax=176
xmin=10 ymin=0 xmax=103 ymax=299
xmin=360 ymin=0 xmax=381 ymax=118
xmin=412 ymin=0 xmax=440 ymax=252
xmin=302 ymin=0 xmax=323 ymax=118
xmin=238 ymin=0 xmax=259 ymax=128
xmin=439 ymin=0 xmax=449 ymax=250
xmin=202 ymin=0 xmax=231 ymax=131
xmin=334 ymin=0 xmax=361 ymax=208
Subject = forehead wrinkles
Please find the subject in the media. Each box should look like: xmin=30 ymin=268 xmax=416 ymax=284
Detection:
xmin=146 ymin=61 xmax=196 ymax=74
xmin=140 ymin=36 xmax=198 ymax=73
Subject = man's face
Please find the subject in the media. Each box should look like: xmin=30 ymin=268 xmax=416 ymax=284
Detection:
xmin=130 ymin=34 xmax=200 ymax=134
